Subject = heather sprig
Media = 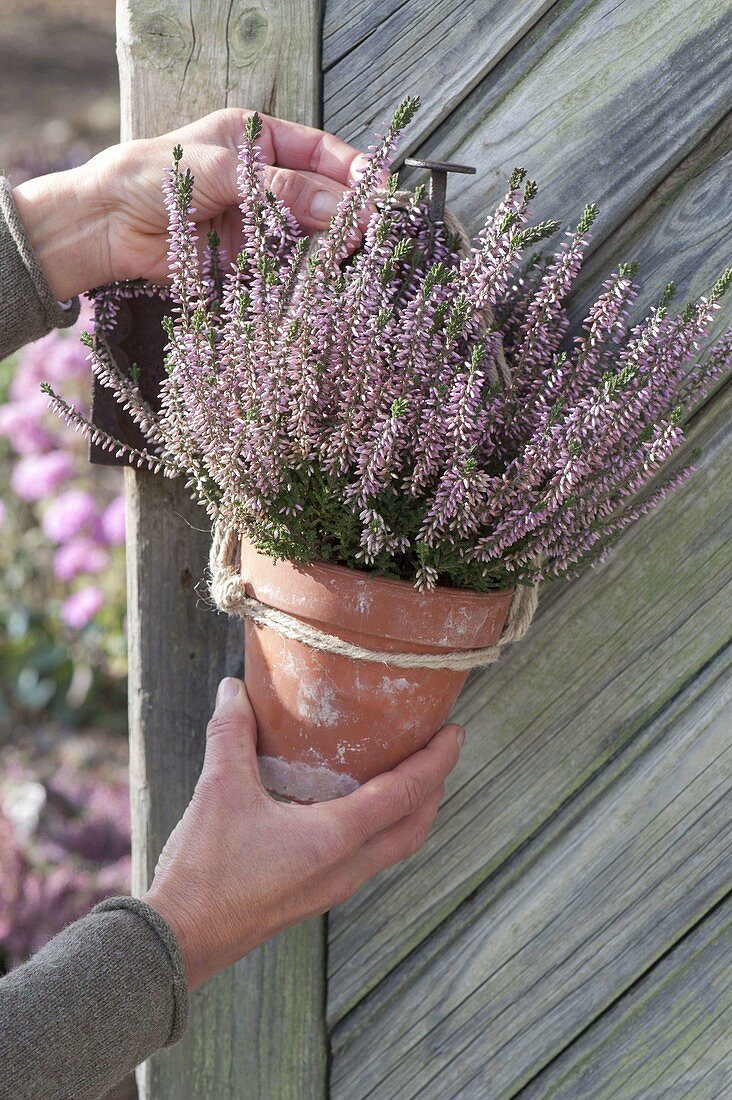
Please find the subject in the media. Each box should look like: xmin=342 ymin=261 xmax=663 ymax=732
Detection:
xmin=46 ymin=97 xmax=731 ymax=592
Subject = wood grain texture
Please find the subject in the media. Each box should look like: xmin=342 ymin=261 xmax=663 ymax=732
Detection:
xmin=325 ymin=0 xmax=731 ymax=260
xmin=119 ymin=2 xmax=326 ymax=1097
xmin=324 ymin=0 xmax=406 ymax=68
xmin=568 ymin=112 xmax=732 ymax=333
xmin=330 ymin=646 xmax=732 ymax=1098
xmin=327 ymin=379 xmax=732 ymax=1025
xmin=520 ymin=898 xmax=732 ymax=1099
xmin=323 ymin=0 xmax=555 ymax=149
xmin=118 ymin=0 xmax=321 ymax=134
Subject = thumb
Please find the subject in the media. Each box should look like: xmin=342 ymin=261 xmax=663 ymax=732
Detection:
xmin=203 ymin=677 xmax=262 ymax=790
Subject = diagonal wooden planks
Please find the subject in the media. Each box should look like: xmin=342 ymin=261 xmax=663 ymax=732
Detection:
xmin=330 ymin=646 xmax=732 ymax=1099
xmin=569 ymin=113 xmax=732 ymax=332
xmin=519 ymin=897 xmax=732 ymax=1099
xmin=324 ymin=0 xmax=409 ymax=68
xmin=327 ymin=376 xmax=732 ymax=1025
xmin=324 ymin=0 xmax=556 ymax=149
xmin=379 ymin=0 xmax=731 ymax=256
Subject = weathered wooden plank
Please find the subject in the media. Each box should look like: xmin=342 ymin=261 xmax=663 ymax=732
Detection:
xmin=118 ymin=0 xmax=321 ymax=132
xmin=323 ymin=0 xmax=555 ymax=150
xmin=118 ymin=2 xmax=327 ymax=1097
xmin=569 ymin=113 xmax=732 ymax=334
xmin=327 ymin=375 xmax=732 ymax=1024
xmin=383 ymin=0 xmax=732 ymax=258
xmin=330 ymin=647 xmax=732 ymax=1098
xmin=323 ymin=0 xmax=404 ymax=68
xmin=520 ymin=898 xmax=732 ymax=1099
xmin=126 ymin=475 xmax=327 ymax=1100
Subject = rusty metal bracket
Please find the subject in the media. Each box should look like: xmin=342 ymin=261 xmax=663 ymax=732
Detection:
xmin=403 ymin=158 xmax=476 ymax=222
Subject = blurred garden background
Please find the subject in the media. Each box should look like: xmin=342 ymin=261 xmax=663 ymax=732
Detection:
xmin=0 ymin=0 xmax=133 ymax=1033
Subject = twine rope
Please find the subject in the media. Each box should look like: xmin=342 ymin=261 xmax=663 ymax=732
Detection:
xmin=208 ymin=527 xmax=538 ymax=672
xmin=208 ymin=196 xmax=533 ymax=670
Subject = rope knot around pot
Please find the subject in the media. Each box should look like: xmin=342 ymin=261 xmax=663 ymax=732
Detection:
xmin=208 ymin=526 xmax=538 ymax=673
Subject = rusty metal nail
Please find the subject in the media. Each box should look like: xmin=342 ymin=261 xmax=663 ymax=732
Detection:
xmin=404 ymin=158 xmax=476 ymax=222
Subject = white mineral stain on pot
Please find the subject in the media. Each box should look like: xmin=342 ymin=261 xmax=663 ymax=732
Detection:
xmin=279 ymin=650 xmax=299 ymax=677
xmin=304 ymin=745 xmax=327 ymax=765
xmin=259 ymin=756 xmax=359 ymax=802
xmin=335 ymin=742 xmax=349 ymax=764
xmin=296 ymin=680 xmax=341 ymax=727
xmin=355 ymin=586 xmax=372 ymax=614
xmin=255 ymin=582 xmax=310 ymax=610
xmin=378 ymin=675 xmax=412 ymax=697
xmin=437 ymin=606 xmax=472 ymax=646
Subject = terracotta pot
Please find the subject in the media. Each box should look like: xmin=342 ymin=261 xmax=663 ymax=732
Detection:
xmin=240 ymin=539 xmax=514 ymax=803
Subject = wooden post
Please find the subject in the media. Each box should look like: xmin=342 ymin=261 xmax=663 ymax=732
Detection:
xmin=116 ymin=2 xmax=327 ymax=1097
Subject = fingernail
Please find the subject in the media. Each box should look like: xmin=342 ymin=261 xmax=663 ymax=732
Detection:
xmin=350 ymin=154 xmax=370 ymax=182
xmin=456 ymin=727 xmax=466 ymax=748
xmin=310 ymin=189 xmax=340 ymax=223
xmin=216 ymin=677 xmax=242 ymax=707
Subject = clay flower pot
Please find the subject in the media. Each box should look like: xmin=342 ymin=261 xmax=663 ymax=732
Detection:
xmin=240 ymin=538 xmax=515 ymax=802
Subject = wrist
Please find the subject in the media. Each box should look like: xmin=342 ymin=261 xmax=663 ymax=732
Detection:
xmin=12 ymin=165 xmax=112 ymax=300
xmin=142 ymin=885 xmax=208 ymax=992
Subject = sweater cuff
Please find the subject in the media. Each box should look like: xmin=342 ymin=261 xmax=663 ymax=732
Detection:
xmin=92 ymin=895 xmax=189 ymax=1046
xmin=0 ymin=175 xmax=80 ymax=356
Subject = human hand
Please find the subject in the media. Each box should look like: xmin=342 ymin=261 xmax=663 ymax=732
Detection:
xmin=142 ymin=677 xmax=464 ymax=991
xmin=12 ymin=108 xmax=381 ymax=301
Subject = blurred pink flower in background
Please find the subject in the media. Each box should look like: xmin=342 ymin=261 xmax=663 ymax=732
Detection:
xmin=53 ymin=537 xmax=109 ymax=582
xmin=99 ymin=494 xmax=125 ymax=545
xmin=7 ymin=311 xmax=90 ymax=402
xmin=0 ymin=396 xmax=55 ymax=455
xmin=10 ymin=450 xmax=74 ymax=502
xmin=0 ymin=754 xmax=130 ymax=968
xmin=42 ymin=487 xmax=97 ymax=542
xmin=2 ymin=302 xmax=126 ymax=639
xmin=60 ymin=585 xmax=104 ymax=628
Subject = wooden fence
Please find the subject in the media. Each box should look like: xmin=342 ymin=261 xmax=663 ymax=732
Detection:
xmin=119 ymin=0 xmax=731 ymax=1095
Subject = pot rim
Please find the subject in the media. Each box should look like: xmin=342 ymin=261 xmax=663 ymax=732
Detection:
xmin=240 ymin=537 xmax=516 ymax=651
xmin=289 ymin=552 xmax=515 ymax=603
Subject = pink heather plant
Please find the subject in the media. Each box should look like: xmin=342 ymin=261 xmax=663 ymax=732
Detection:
xmin=0 ymin=305 xmax=126 ymax=629
xmin=45 ymin=97 xmax=731 ymax=591
xmin=60 ymin=585 xmax=105 ymax=629
xmin=0 ymin=755 xmax=130 ymax=968
xmin=41 ymin=488 xmax=97 ymax=543
xmin=10 ymin=450 xmax=75 ymax=503
xmin=54 ymin=538 xmax=109 ymax=583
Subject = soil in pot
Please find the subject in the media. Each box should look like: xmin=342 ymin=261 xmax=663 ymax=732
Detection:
xmin=240 ymin=539 xmax=514 ymax=803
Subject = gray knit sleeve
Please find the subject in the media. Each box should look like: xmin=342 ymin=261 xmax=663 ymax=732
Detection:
xmin=0 ymin=175 xmax=81 ymax=360
xmin=0 ymin=895 xmax=189 ymax=1100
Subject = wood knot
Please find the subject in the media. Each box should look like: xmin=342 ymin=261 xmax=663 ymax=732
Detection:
xmin=129 ymin=9 xmax=192 ymax=69
xmin=228 ymin=5 xmax=269 ymax=67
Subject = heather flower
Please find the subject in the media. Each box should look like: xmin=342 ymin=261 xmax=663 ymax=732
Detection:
xmin=60 ymin=585 xmax=104 ymax=628
xmin=41 ymin=488 xmax=97 ymax=543
xmin=98 ymin=495 xmax=126 ymax=545
xmin=0 ymin=751 xmax=131 ymax=968
xmin=53 ymin=537 xmax=110 ymax=582
xmin=0 ymin=397 xmax=55 ymax=455
xmin=44 ymin=97 xmax=731 ymax=593
xmin=11 ymin=450 xmax=74 ymax=502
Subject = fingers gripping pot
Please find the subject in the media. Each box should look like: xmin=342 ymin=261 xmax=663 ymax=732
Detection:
xmin=209 ymin=529 xmax=538 ymax=803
